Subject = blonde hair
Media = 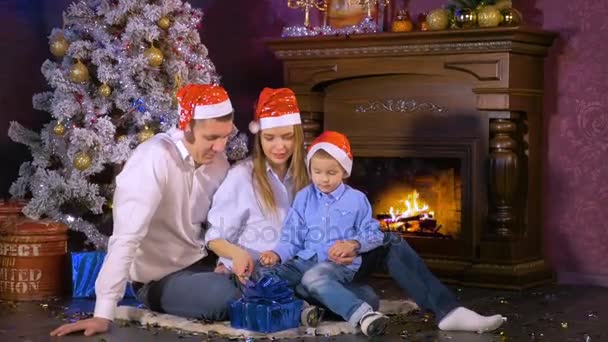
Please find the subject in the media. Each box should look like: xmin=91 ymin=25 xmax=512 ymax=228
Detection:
xmin=252 ymin=125 xmax=309 ymax=216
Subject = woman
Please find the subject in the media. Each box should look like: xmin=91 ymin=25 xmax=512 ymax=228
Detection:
xmin=205 ymin=87 xmax=380 ymax=324
xmin=207 ymin=87 xmax=505 ymax=333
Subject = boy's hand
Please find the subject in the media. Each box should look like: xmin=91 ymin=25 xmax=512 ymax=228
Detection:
xmin=259 ymin=251 xmax=280 ymax=267
xmin=328 ymin=240 xmax=360 ymax=265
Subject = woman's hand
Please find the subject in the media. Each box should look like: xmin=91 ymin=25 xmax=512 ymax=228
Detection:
xmin=259 ymin=251 xmax=280 ymax=267
xmin=214 ymin=263 xmax=231 ymax=274
xmin=232 ymin=248 xmax=255 ymax=284
xmin=328 ymin=240 xmax=359 ymax=265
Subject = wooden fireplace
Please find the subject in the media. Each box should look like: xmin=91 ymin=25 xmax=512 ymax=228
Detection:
xmin=267 ymin=27 xmax=556 ymax=289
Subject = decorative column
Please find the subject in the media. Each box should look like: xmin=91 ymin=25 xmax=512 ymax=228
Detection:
xmin=488 ymin=118 xmax=520 ymax=238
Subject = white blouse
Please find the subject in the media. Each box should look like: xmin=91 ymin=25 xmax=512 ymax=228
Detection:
xmin=205 ymin=158 xmax=294 ymax=270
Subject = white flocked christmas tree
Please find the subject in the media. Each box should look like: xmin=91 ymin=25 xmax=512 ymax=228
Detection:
xmin=8 ymin=0 xmax=247 ymax=250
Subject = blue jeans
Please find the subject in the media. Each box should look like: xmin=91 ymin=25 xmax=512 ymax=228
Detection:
xmin=136 ymin=258 xmax=379 ymax=321
xmin=258 ymin=257 xmax=373 ymax=326
xmin=355 ymin=232 xmax=460 ymax=321
xmin=135 ymin=259 xmax=241 ymax=320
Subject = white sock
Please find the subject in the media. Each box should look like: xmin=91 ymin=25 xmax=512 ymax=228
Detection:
xmin=438 ymin=307 xmax=506 ymax=333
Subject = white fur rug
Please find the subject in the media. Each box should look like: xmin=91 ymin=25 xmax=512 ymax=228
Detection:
xmin=115 ymin=299 xmax=418 ymax=339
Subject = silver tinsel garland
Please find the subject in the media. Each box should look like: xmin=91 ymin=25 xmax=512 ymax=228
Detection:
xmin=281 ymin=18 xmax=379 ymax=37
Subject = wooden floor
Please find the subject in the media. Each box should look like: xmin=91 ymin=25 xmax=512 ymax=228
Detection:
xmin=1 ymin=279 xmax=606 ymax=341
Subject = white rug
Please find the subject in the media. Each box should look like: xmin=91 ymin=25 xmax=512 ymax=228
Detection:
xmin=115 ymin=299 xmax=418 ymax=339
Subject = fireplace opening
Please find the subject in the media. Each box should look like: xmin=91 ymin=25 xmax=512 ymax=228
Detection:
xmin=349 ymin=157 xmax=462 ymax=239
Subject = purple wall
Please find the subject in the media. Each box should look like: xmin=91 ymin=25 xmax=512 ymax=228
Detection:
xmin=1 ymin=0 xmax=607 ymax=285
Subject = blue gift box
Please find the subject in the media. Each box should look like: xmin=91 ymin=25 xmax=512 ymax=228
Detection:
xmin=229 ymin=276 xmax=303 ymax=333
xmin=71 ymin=251 xmax=136 ymax=299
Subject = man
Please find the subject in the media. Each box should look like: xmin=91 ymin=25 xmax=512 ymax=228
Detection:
xmin=51 ymin=84 xmax=239 ymax=337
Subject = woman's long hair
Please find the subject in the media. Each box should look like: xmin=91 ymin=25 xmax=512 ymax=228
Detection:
xmin=252 ymin=125 xmax=309 ymax=216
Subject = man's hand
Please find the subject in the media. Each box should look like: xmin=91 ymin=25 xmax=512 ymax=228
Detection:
xmin=328 ymin=240 xmax=360 ymax=265
xmin=232 ymin=248 xmax=255 ymax=284
xmin=259 ymin=251 xmax=280 ymax=267
xmin=50 ymin=317 xmax=111 ymax=337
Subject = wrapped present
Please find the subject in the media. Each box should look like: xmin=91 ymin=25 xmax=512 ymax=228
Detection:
xmin=71 ymin=251 xmax=136 ymax=298
xmin=229 ymin=275 xmax=303 ymax=333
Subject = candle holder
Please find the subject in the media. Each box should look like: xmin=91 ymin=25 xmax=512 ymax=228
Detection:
xmin=359 ymin=0 xmax=389 ymax=19
xmin=287 ymin=0 xmax=328 ymax=28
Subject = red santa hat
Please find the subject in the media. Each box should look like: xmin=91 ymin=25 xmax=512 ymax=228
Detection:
xmin=177 ymin=84 xmax=233 ymax=130
xmin=306 ymin=131 xmax=353 ymax=176
xmin=248 ymin=87 xmax=302 ymax=134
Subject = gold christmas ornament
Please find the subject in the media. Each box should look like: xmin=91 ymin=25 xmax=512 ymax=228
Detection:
xmin=50 ymin=35 xmax=69 ymax=58
xmin=454 ymin=8 xmax=478 ymax=28
xmin=501 ymin=8 xmax=523 ymax=26
xmin=145 ymin=44 xmax=164 ymax=67
xmin=157 ymin=16 xmax=171 ymax=29
xmin=116 ymin=134 xmax=127 ymax=142
xmin=98 ymin=83 xmax=112 ymax=97
xmin=477 ymin=6 xmax=502 ymax=27
xmin=70 ymin=59 xmax=90 ymax=83
xmin=53 ymin=122 xmax=66 ymax=136
xmin=137 ymin=126 xmax=155 ymax=143
xmin=73 ymin=151 xmax=92 ymax=171
xmin=426 ymin=8 xmax=451 ymax=30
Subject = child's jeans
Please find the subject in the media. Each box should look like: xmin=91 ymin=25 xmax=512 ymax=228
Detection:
xmin=257 ymin=256 xmax=374 ymax=326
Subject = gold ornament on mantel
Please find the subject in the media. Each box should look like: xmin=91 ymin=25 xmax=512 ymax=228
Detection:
xmin=69 ymin=59 xmax=90 ymax=83
xmin=98 ymin=83 xmax=112 ymax=97
xmin=426 ymin=8 xmax=450 ymax=30
xmin=501 ymin=7 xmax=522 ymax=26
xmin=477 ymin=5 xmax=502 ymax=27
xmin=50 ymin=34 xmax=70 ymax=58
xmin=454 ymin=8 xmax=477 ymax=28
xmin=157 ymin=16 xmax=171 ymax=29
xmin=73 ymin=151 xmax=92 ymax=171
xmin=53 ymin=122 xmax=66 ymax=136
xmin=144 ymin=43 xmax=164 ymax=67
xmin=137 ymin=126 xmax=155 ymax=143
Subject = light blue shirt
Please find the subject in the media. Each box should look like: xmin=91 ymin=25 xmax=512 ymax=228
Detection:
xmin=273 ymin=183 xmax=385 ymax=271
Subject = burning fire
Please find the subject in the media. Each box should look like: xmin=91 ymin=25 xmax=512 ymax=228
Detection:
xmin=378 ymin=190 xmax=437 ymax=233
xmin=388 ymin=190 xmax=434 ymax=221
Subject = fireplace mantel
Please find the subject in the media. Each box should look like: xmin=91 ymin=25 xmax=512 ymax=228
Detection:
xmin=267 ymin=27 xmax=556 ymax=289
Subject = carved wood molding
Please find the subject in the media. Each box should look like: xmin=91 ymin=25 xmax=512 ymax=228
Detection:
xmin=445 ymin=60 xmax=501 ymax=81
xmin=355 ymin=99 xmax=448 ymax=113
xmin=275 ymin=41 xmax=514 ymax=59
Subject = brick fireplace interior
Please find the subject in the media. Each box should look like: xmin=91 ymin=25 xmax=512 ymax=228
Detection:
xmin=268 ymin=27 xmax=556 ymax=289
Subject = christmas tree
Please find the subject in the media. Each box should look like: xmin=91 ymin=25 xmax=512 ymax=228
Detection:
xmin=8 ymin=0 xmax=247 ymax=250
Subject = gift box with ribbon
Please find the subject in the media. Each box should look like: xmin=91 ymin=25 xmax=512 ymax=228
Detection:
xmin=71 ymin=251 xmax=136 ymax=298
xmin=229 ymin=275 xmax=303 ymax=333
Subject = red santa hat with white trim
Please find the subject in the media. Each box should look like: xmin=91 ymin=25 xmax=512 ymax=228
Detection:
xmin=306 ymin=131 xmax=353 ymax=177
xmin=249 ymin=87 xmax=302 ymax=134
xmin=176 ymin=84 xmax=233 ymax=130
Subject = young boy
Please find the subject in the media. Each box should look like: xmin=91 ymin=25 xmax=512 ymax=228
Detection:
xmin=259 ymin=131 xmax=389 ymax=337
